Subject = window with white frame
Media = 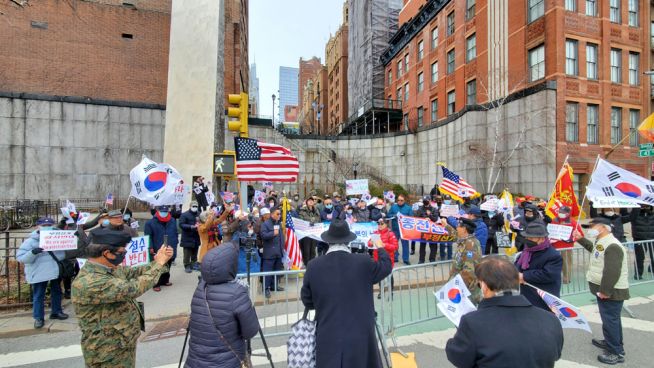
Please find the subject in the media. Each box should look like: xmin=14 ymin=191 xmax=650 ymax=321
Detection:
xmin=528 ymin=0 xmax=544 ymax=22
xmin=397 ymin=60 xmax=402 ymax=77
xmin=628 ymin=0 xmax=638 ymax=27
xmin=467 ymin=79 xmax=477 ymax=105
xmin=586 ymin=43 xmax=598 ymax=80
xmin=404 ymin=54 xmax=409 ymax=73
xmin=587 ymin=104 xmax=599 ymax=144
xmin=466 ymin=0 xmax=476 ymax=20
xmin=610 ymin=0 xmax=621 ymax=23
xmin=528 ymin=44 xmax=545 ymax=81
xmin=565 ymin=39 xmax=578 ymax=76
xmin=404 ymin=83 xmax=409 ymax=101
xmin=417 ymin=72 xmax=424 ymax=93
xmin=628 ymin=52 xmax=639 ymax=85
xmin=585 ymin=0 xmax=597 ymax=16
xmin=447 ymin=90 xmax=456 ymax=115
xmin=431 ymin=27 xmax=438 ymax=49
xmin=417 ymin=40 xmax=424 ymax=61
xmin=611 ymin=107 xmax=622 ymax=144
xmin=629 ymin=109 xmax=639 ymax=146
xmin=417 ymin=107 xmax=424 ymax=127
xmin=431 ymin=99 xmax=438 ymax=122
xmin=431 ymin=62 xmax=438 ymax=83
xmin=610 ymin=48 xmax=622 ymax=83
xmin=447 ymin=49 xmax=455 ymax=74
xmin=566 ymin=102 xmax=579 ymax=142
xmin=565 ymin=0 xmax=576 ymax=11
xmin=466 ymin=34 xmax=476 ymax=62
xmin=447 ymin=11 xmax=455 ymax=35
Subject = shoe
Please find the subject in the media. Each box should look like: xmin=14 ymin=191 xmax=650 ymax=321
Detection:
xmin=634 ymin=274 xmax=643 ymax=280
xmin=184 ymin=266 xmax=192 ymax=273
xmin=192 ymin=263 xmax=201 ymax=271
xmin=164 ymin=282 xmax=173 ymax=286
xmin=275 ymin=286 xmax=285 ymax=292
xmin=403 ymin=261 xmax=411 ymax=265
xmin=153 ymin=286 xmax=161 ymax=292
xmin=377 ymin=293 xmax=381 ymax=299
xmin=64 ymin=290 xmax=71 ymax=299
xmin=265 ymin=289 xmax=271 ymax=299
xmin=34 ymin=319 xmax=44 ymax=329
xmin=410 ymin=250 xmax=415 ymax=255
xmin=597 ymin=352 xmax=625 ymax=365
xmin=592 ymin=339 xmax=609 ymax=350
xmin=50 ymin=312 xmax=69 ymax=320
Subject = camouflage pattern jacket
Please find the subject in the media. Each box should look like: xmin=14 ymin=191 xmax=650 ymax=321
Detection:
xmin=72 ymin=261 xmax=167 ymax=367
xmin=449 ymin=235 xmax=482 ymax=304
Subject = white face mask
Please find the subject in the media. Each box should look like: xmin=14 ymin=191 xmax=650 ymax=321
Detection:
xmin=587 ymin=228 xmax=600 ymax=238
xmin=604 ymin=211 xmax=615 ymax=217
xmin=191 ymin=207 xmax=198 ymax=213
xmin=558 ymin=213 xmax=569 ymax=219
xmin=248 ymin=229 xmax=254 ymax=236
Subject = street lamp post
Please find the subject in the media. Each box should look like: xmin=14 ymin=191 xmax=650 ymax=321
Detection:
xmin=352 ymin=162 xmax=359 ymax=179
xmin=272 ymin=94 xmax=276 ymax=128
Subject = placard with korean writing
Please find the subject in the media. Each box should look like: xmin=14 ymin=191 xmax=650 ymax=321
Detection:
xmin=439 ymin=204 xmax=460 ymax=218
xmin=39 ymin=230 xmax=78 ymax=251
xmin=397 ymin=214 xmax=454 ymax=244
xmin=123 ymin=236 xmax=150 ymax=267
xmin=345 ymin=179 xmax=369 ymax=195
xmin=547 ymin=224 xmax=573 ymax=241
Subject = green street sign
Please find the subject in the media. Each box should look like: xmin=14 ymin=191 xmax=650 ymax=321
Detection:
xmin=640 ymin=143 xmax=654 ymax=150
xmin=638 ymin=149 xmax=654 ymax=157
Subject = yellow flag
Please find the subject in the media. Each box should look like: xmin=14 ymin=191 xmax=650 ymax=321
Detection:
xmin=638 ymin=112 xmax=654 ymax=142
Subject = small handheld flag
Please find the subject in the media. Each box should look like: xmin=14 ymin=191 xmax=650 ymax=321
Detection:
xmin=434 ymin=274 xmax=477 ymax=327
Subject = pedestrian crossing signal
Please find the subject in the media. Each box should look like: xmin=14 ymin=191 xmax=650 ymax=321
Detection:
xmin=227 ymin=93 xmax=249 ymax=137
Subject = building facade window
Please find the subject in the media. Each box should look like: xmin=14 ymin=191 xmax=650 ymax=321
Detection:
xmin=447 ymin=11 xmax=455 ymax=35
xmin=404 ymin=83 xmax=409 ymax=101
xmin=586 ymin=43 xmax=598 ymax=80
xmin=565 ymin=39 xmax=578 ymax=76
xmin=611 ymin=107 xmax=622 ymax=144
xmin=629 ymin=109 xmax=639 ymax=146
xmin=565 ymin=0 xmax=576 ymax=11
xmin=388 ymin=69 xmax=392 ymax=84
xmin=466 ymin=0 xmax=476 ymax=19
xmin=466 ymin=34 xmax=476 ymax=62
xmin=466 ymin=80 xmax=477 ymax=105
xmin=396 ymin=88 xmax=402 ymax=102
xmin=417 ymin=107 xmax=424 ymax=127
xmin=610 ymin=49 xmax=622 ymax=83
xmin=431 ymin=62 xmax=438 ymax=83
xmin=610 ymin=0 xmax=621 ymax=23
xmin=528 ymin=44 xmax=545 ymax=81
xmin=404 ymin=54 xmax=409 ymax=73
xmin=431 ymin=27 xmax=438 ymax=49
xmin=397 ymin=60 xmax=402 ymax=77
xmin=628 ymin=52 xmax=639 ymax=86
xmin=417 ymin=72 xmax=424 ymax=93
xmin=404 ymin=114 xmax=409 ymax=131
xmin=628 ymin=0 xmax=638 ymax=27
xmin=431 ymin=99 xmax=438 ymax=122
xmin=417 ymin=40 xmax=424 ymax=61
xmin=585 ymin=0 xmax=597 ymax=16
xmin=447 ymin=49 xmax=455 ymax=74
xmin=565 ymin=102 xmax=579 ymax=142
xmin=587 ymin=104 xmax=599 ymax=144
xmin=528 ymin=0 xmax=544 ymax=22
xmin=447 ymin=90 xmax=456 ymax=115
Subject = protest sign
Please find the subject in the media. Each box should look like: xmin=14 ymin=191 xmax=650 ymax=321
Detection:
xmin=398 ymin=214 xmax=455 ymax=243
xmin=495 ymin=231 xmax=513 ymax=248
xmin=76 ymin=212 xmax=91 ymax=225
xmin=39 ymin=230 xmax=78 ymax=251
xmin=292 ymin=218 xmax=327 ymax=242
xmin=205 ymin=191 xmax=216 ymax=205
xmin=130 ymin=221 xmax=139 ymax=230
xmin=349 ymin=222 xmax=377 ymax=248
xmin=480 ymin=199 xmax=498 ymax=212
xmin=346 ymin=179 xmax=369 ymax=195
xmin=123 ymin=236 xmax=150 ymax=267
xmin=434 ymin=274 xmax=476 ymax=327
xmin=366 ymin=196 xmax=378 ymax=206
xmin=547 ymin=224 xmax=573 ymax=241
xmin=439 ymin=204 xmax=460 ymax=218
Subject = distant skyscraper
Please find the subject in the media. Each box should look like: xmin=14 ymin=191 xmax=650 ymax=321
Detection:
xmin=249 ymin=63 xmax=260 ymax=115
xmin=279 ymin=66 xmax=299 ymax=122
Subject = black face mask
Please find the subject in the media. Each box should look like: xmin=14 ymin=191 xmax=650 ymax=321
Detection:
xmin=105 ymin=250 xmax=126 ymax=266
xmin=525 ymin=215 xmax=536 ymax=222
xmin=523 ymin=239 xmax=539 ymax=248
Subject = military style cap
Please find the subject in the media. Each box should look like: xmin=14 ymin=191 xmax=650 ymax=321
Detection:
xmin=458 ymin=217 xmax=477 ymax=231
xmin=107 ymin=210 xmax=123 ymax=217
xmin=92 ymin=228 xmax=132 ymax=247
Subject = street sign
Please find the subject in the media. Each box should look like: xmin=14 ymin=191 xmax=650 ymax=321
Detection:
xmin=639 ymin=143 xmax=653 ymax=150
xmin=638 ymin=149 xmax=654 ymax=157
xmin=213 ymin=152 xmax=235 ymax=176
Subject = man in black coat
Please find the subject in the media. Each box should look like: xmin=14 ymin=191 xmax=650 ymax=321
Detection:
xmin=179 ymin=201 xmax=201 ymax=273
xmin=261 ymin=207 xmax=284 ymax=298
xmin=446 ymin=256 xmax=564 ymax=368
xmin=301 ymin=220 xmax=392 ymax=368
xmin=630 ymin=205 xmax=654 ymax=279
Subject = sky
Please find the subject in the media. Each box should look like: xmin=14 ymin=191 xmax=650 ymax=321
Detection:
xmin=249 ymin=0 xmax=346 ymax=122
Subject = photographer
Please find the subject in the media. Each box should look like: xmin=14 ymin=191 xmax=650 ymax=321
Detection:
xmin=261 ymin=208 xmax=284 ymax=299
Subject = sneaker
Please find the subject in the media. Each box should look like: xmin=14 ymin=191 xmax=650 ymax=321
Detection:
xmin=275 ymin=286 xmax=285 ymax=292
xmin=597 ymin=352 xmax=625 ymax=365
xmin=50 ymin=312 xmax=69 ymax=320
xmin=184 ymin=266 xmax=192 ymax=273
xmin=64 ymin=290 xmax=71 ymax=299
xmin=403 ymin=261 xmax=411 ymax=266
xmin=377 ymin=293 xmax=381 ymax=300
xmin=34 ymin=319 xmax=44 ymax=329
xmin=592 ymin=339 xmax=609 ymax=350
xmin=153 ymin=286 xmax=161 ymax=292
xmin=192 ymin=263 xmax=201 ymax=271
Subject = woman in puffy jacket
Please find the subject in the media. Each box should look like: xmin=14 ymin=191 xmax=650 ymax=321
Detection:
xmin=185 ymin=243 xmax=260 ymax=368
xmin=370 ymin=218 xmax=399 ymax=299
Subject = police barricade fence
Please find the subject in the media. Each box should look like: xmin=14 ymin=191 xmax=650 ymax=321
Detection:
xmin=1 ymin=231 xmax=34 ymax=308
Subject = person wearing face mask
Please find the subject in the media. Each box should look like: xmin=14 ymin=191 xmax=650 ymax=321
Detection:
xmin=179 ymin=201 xmax=202 ymax=273
xmin=354 ymin=199 xmax=371 ymax=223
xmin=299 ymin=197 xmax=322 ymax=264
xmin=72 ymin=228 xmax=174 ymax=367
xmin=630 ymin=204 xmax=654 ymax=280
xmin=511 ymin=204 xmax=541 ymax=251
xmin=320 ymin=198 xmax=340 ymax=222
xmin=144 ymin=205 xmax=179 ymax=292
xmin=339 ymin=203 xmax=355 ymax=224
xmin=369 ymin=198 xmax=387 ymax=222
xmin=106 ymin=210 xmax=138 ymax=237
xmin=575 ymin=218 xmax=630 ymax=365
xmin=446 ymin=256 xmax=563 ymax=368
xmin=261 ymin=208 xmax=285 ymax=298
xmin=589 ymin=204 xmax=630 ymax=243
xmin=549 ymin=206 xmax=583 ymax=284
xmin=17 ymin=217 xmax=69 ymax=329
xmin=514 ymin=220 xmax=563 ymax=312
xmin=482 ymin=209 xmax=504 ymax=255
xmin=388 ymin=194 xmax=415 ymax=265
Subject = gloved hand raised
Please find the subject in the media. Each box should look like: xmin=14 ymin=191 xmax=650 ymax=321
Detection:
xmin=31 ymin=247 xmax=44 ymax=255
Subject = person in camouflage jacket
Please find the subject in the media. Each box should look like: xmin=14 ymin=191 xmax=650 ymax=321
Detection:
xmin=72 ymin=228 xmax=173 ymax=368
xmin=448 ymin=217 xmax=483 ymax=304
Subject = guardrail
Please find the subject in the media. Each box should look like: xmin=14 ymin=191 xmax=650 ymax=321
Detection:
xmin=1 ymin=231 xmax=33 ymax=308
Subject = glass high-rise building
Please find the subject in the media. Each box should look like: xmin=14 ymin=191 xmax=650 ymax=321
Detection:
xmin=278 ymin=66 xmax=299 ymax=122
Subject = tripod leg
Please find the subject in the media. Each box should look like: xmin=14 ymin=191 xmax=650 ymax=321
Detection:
xmin=257 ymin=327 xmax=275 ymax=368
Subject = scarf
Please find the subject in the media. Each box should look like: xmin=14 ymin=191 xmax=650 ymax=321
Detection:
xmin=326 ymin=244 xmax=351 ymax=254
xmin=155 ymin=212 xmax=171 ymax=223
xmin=517 ymin=238 xmax=551 ymax=270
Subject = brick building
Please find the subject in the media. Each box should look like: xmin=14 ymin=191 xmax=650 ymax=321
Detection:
xmin=325 ymin=2 xmax=350 ymax=135
xmin=382 ymin=0 xmax=651 ymax=185
xmin=297 ymin=57 xmax=323 ymax=131
xmin=223 ymin=0 xmax=249 ymax=101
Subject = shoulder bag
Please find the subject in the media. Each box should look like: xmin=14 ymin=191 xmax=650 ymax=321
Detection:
xmin=287 ymin=308 xmax=316 ymax=368
xmin=48 ymin=251 xmax=76 ymax=279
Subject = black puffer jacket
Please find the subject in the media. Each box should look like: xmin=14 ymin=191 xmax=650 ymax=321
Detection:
xmin=185 ymin=243 xmax=260 ymax=368
xmin=179 ymin=210 xmax=200 ymax=248
xmin=630 ymin=208 xmax=654 ymax=241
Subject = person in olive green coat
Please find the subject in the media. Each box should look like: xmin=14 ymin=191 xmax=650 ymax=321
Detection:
xmin=448 ymin=217 xmax=482 ymax=304
xmin=72 ymin=228 xmax=173 ymax=368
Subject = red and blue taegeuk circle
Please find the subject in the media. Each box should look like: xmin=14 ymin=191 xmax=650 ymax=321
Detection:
xmin=558 ymin=307 xmax=578 ymax=318
xmin=447 ymin=288 xmax=462 ymax=304
xmin=615 ymin=182 xmax=642 ymax=198
xmin=144 ymin=171 xmax=167 ymax=192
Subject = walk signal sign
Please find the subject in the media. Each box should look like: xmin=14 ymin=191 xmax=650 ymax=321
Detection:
xmin=213 ymin=152 xmax=235 ymax=176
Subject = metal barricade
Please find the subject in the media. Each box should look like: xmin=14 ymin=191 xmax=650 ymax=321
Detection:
xmin=1 ymin=231 xmax=33 ymax=308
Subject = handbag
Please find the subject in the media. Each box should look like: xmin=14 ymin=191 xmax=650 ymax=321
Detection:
xmin=287 ymin=308 xmax=316 ymax=368
xmin=203 ymin=285 xmax=252 ymax=368
xmin=48 ymin=252 xmax=76 ymax=279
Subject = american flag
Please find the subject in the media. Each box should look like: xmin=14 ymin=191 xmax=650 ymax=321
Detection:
xmin=439 ymin=166 xmax=478 ymax=199
xmin=234 ymin=137 xmax=299 ymax=182
xmin=284 ymin=214 xmax=303 ymax=270
xmin=105 ymin=193 xmax=113 ymax=206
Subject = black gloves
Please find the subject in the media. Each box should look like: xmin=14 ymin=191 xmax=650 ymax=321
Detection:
xmin=31 ymin=247 xmax=44 ymax=255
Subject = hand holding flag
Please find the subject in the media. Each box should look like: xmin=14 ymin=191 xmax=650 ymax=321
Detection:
xmin=434 ymin=274 xmax=477 ymax=327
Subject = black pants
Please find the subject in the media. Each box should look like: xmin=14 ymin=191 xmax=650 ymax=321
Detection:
xmin=634 ymin=242 xmax=654 ymax=278
xmin=597 ymin=297 xmax=625 ymax=355
xmin=61 ymin=261 xmax=80 ymax=292
xmin=418 ymin=242 xmax=437 ymax=263
xmin=262 ymin=257 xmax=283 ymax=291
xmin=155 ymin=260 xmax=173 ymax=287
xmin=485 ymin=237 xmax=499 ymax=255
xmin=300 ymin=238 xmax=317 ymax=265
xmin=183 ymin=247 xmax=198 ymax=267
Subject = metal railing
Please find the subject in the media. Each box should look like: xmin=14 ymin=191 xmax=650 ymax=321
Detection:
xmin=1 ymin=231 xmax=33 ymax=308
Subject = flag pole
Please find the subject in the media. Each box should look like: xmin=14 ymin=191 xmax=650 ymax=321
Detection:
xmin=123 ymin=195 xmax=132 ymax=214
xmin=578 ymin=154 xmax=601 ymax=221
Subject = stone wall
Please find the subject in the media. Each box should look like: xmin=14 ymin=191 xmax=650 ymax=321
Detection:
xmin=0 ymin=96 xmax=165 ymax=200
xmin=239 ymin=89 xmax=557 ymax=198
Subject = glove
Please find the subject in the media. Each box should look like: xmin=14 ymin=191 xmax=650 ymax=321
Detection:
xmin=31 ymin=247 xmax=44 ymax=255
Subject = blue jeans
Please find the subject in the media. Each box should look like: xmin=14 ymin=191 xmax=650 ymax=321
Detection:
xmin=262 ymin=257 xmax=283 ymax=291
xmin=392 ymin=230 xmax=410 ymax=263
xmin=439 ymin=243 xmax=453 ymax=260
xmin=597 ymin=297 xmax=625 ymax=355
xmin=32 ymin=279 xmax=63 ymax=320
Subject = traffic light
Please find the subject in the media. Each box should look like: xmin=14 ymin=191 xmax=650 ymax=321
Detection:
xmin=227 ymin=92 xmax=249 ymax=137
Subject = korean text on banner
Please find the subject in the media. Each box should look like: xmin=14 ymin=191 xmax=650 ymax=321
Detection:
xmin=292 ymin=218 xmax=327 ymax=241
xmin=39 ymin=230 xmax=78 ymax=251
xmin=349 ymin=222 xmax=378 ymax=247
xmin=398 ymin=214 xmax=455 ymax=243
xmin=123 ymin=236 xmax=150 ymax=267
xmin=547 ymin=224 xmax=573 ymax=241
xmin=434 ymin=274 xmax=477 ymax=327
xmin=439 ymin=204 xmax=460 ymax=218
xmin=345 ymin=179 xmax=369 ymax=195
